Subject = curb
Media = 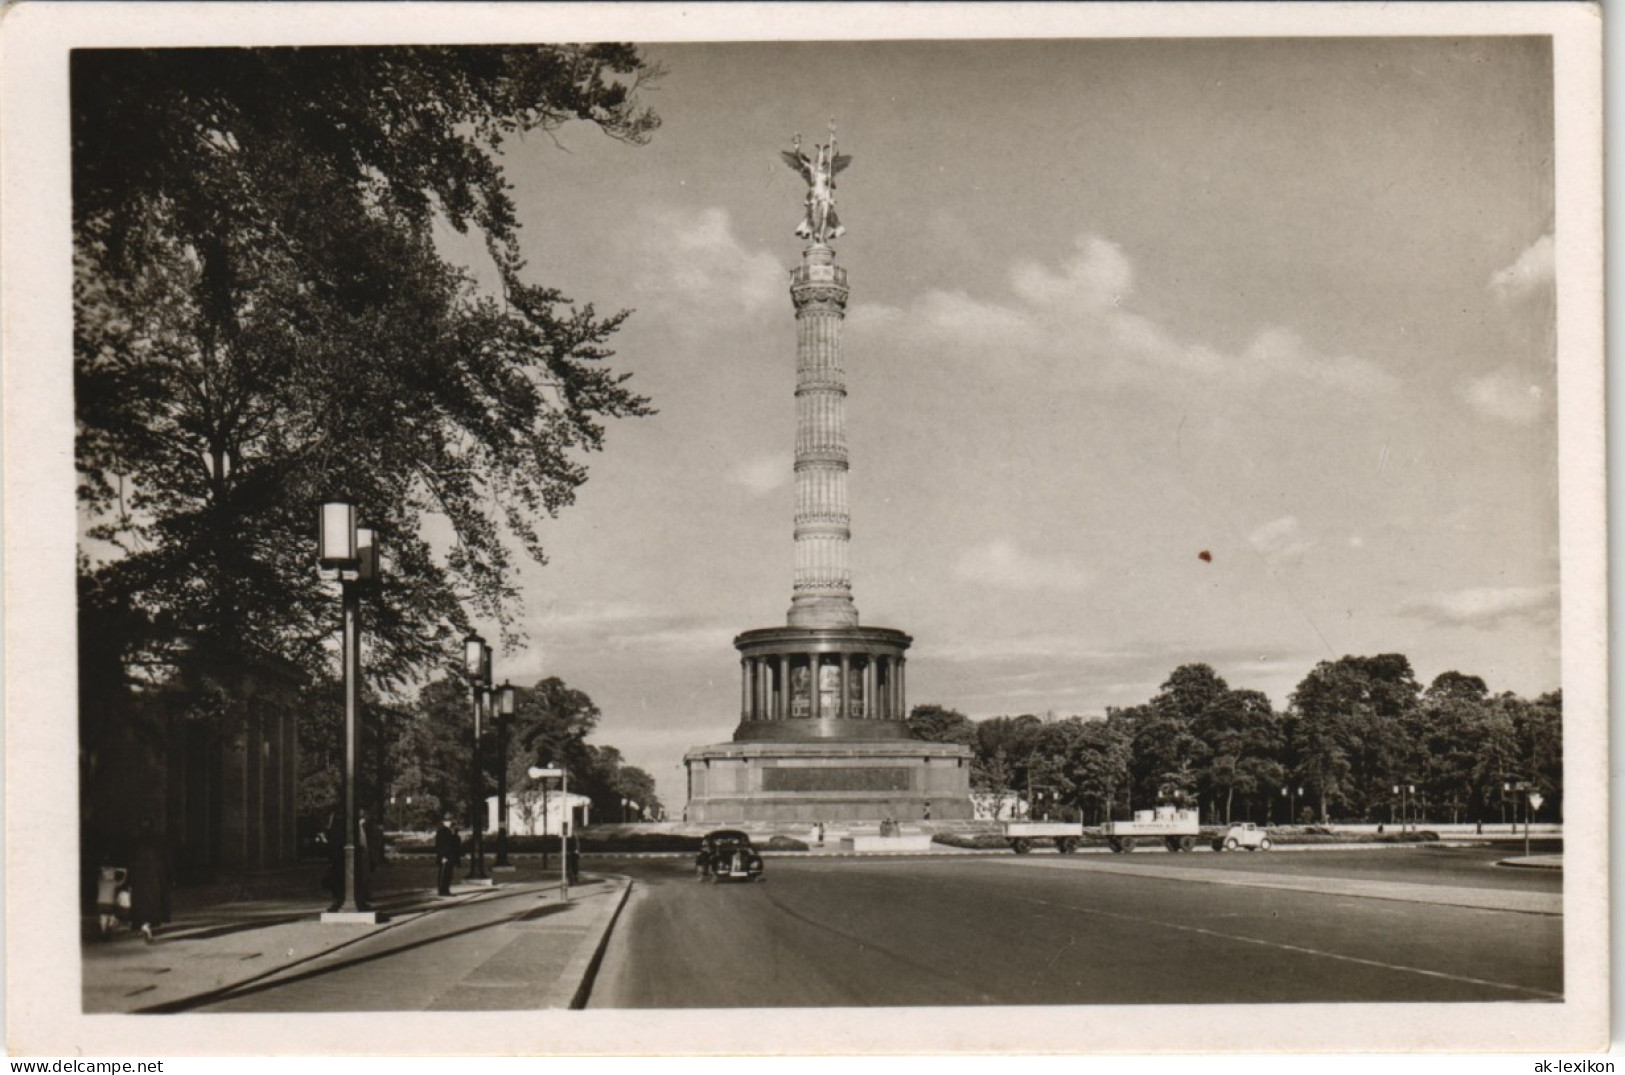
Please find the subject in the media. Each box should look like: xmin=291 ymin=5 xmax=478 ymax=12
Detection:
xmin=1498 ymin=856 xmax=1564 ymax=871
xmin=543 ymin=874 xmax=634 ymax=1010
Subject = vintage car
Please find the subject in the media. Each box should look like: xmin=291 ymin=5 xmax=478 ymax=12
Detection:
xmin=1212 ymin=823 xmax=1273 ymax=852
xmin=696 ymin=829 xmax=766 ymax=883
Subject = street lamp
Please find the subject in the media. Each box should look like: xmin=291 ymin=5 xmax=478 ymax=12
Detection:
xmin=494 ymin=681 xmax=516 ymax=868
xmin=1281 ymin=785 xmax=1303 ymax=827
xmin=317 ymin=501 xmax=379 ymax=922
xmin=464 ymin=634 xmax=492 ymax=883
xmin=529 ymin=763 xmax=569 ymax=902
xmin=1391 ymin=784 xmax=1415 ymax=833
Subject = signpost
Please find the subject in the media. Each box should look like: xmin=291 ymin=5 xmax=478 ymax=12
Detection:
xmin=1525 ymin=791 xmax=1544 ymax=859
xmin=528 ymin=767 xmax=568 ymax=901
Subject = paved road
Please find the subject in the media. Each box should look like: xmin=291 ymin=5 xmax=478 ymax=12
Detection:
xmin=587 ymin=847 xmax=1562 ymax=1008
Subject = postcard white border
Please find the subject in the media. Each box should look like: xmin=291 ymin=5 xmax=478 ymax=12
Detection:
xmin=3 ymin=1 xmax=1606 ymax=1057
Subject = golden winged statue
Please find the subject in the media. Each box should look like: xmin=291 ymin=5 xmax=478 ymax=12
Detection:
xmin=781 ymin=123 xmax=852 ymax=244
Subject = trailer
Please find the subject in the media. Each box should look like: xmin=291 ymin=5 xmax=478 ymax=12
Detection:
xmin=1000 ymin=821 xmax=1083 ymax=854
xmin=1101 ymin=804 xmax=1201 ymax=853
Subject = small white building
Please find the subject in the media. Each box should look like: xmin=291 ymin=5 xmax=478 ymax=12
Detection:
xmin=486 ymin=789 xmax=592 ymax=836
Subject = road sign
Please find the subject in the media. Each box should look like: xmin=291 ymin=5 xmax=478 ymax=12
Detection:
xmin=528 ymin=767 xmax=565 ymax=779
xmin=1528 ymin=792 xmax=1545 ymax=811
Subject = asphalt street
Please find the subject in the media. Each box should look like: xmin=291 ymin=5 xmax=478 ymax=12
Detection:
xmin=586 ymin=845 xmax=1562 ymax=1008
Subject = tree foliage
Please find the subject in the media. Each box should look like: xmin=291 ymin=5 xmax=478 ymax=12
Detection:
xmin=74 ymin=46 xmax=661 ymax=710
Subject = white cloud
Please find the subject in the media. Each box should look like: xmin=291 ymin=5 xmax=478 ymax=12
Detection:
xmin=1396 ymin=585 xmax=1559 ymax=630
xmin=952 ymin=538 xmax=1093 ymax=592
xmin=731 ymin=454 xmax=791 ymax=495
xmin=1489 ymin=233 xmax=1555 ymax=303
xmin=1458 ymin=366 xmax=1547 ymax=426
xmin=1010 ymin=235 xmax=1133 ymax=310
xmin=1247 ymin=515 xmax=1315 ymax=566
xmin=1239 ymin=327 xmax=1400 ymax=395
xmin=628 ymin=205 xmax=783 ymax=321
xmin=851 ymin=232 xmax=1393 ymax=396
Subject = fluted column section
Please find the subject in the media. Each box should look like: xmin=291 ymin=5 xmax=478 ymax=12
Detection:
xmin=788 ymin=243 xmax=859 ymax=628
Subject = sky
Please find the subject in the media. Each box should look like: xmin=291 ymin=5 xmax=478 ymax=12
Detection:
xmin=431 ymin=37 xmax=1559 ymax=811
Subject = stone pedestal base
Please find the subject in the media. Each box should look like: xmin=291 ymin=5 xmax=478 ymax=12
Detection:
xmin=684 ymin=739 xmax=973 ymax=824
xmin=320 ymin=910 xmax=381 ymax=925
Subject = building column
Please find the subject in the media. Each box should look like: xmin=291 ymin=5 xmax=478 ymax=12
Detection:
xmin=839 ymin=654 xmax=851 ymax=719
xmin=898 ymin=657 xmax=907 ymax=721
xmin=864 ymin=658 xmax=876 ymax=720
xmin=741 ymin=658 xmax=750 ymax=722
xmin=808 ymin=651 xmax=821 ymax=718
xmin=778 ymin=655 xmax=790 ymax=719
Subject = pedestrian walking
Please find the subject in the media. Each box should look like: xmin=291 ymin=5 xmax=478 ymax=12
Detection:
xmin=566 ymin=829 xmax=581 ymax=884
xmin=126 ymin=819 xmax=171 ymax=943
xmin=322 ymin=811 xmax=346 ymax=911
xmin=353 ymin=808 xmax=376 ymax=909
xmin=435 ymin=814 xmax=462 ymax=896
xmin=363 ymin=808 xmax=385 ymax=872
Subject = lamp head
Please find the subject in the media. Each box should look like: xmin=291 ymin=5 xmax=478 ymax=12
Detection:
xmin=464 ymin=634 xmax=487 ymax=677
xmin=318 ymin=501 xmax=358 ymax=567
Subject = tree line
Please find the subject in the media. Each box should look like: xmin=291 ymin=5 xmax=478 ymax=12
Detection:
xmin=907 ymin=656 xmax=1560 ymax=826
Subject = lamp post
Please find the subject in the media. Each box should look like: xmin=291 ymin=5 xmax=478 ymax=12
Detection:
xmin=1391 ymin=784 xmax=1414 ymax=834
xmin=464 ymin=634 xmax=492 ymax=883
xmin=528 ymin=764 xmax=568 ymax=902
xmin=1282 ymin=785 xmax=1303 ymax=827
xmin=317 ymin=502 xmax=379 ymax=923
xmin=494 ymin=681 xmax=516 ymax=868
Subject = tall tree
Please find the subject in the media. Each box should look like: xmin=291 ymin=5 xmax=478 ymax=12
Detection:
xmin=74 ymin=46 xmax=661 ymax=712
xmin=906 ymin=703 xmax=978 ymax=747
xmin=1192 ymin=687 xmax=1283 ymax=823
xmin=1065 ymin=718 xmax=1134 ymax=824
xmin=1289 ymin=654 xmax=1422 ymax=821
xmin=974 ymin=715 xmax=1044 ymax=815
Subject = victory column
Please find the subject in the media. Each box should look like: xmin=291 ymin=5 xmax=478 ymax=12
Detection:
xmin=683 ymin=126 xmax=973 ymax=823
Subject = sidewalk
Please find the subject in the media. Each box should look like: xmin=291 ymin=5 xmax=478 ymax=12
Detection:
xmin=82 ymin=862 xmax=630 ymax=1013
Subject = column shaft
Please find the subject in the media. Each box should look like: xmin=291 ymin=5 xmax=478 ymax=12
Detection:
xmin=839 ymin=654 xmax=851 ymax=719
xmin=778 ymin=655 xmax=790 ymax=719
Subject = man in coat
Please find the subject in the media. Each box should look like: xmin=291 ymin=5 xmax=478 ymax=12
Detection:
xmin=323 ymin=812 xmax=346 ymax=912
xmin=435 ymin=814 xmax=462 ymax=897
xmin=127 ymin=819 xmax=171 ymax=943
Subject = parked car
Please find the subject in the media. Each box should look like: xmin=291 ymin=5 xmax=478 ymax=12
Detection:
xmin=1212 ymin=823 xmax=1273 ymax=852
xmin=696 ymin=829 xmax=765 ymax=883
